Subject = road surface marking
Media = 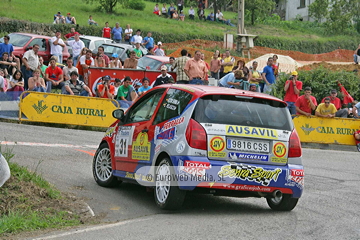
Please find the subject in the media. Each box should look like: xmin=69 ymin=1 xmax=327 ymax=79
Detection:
xmin=74 ymin=149 xmax=96 ymax=156
xmin=0 ymin=141 xmax=98 ymax=149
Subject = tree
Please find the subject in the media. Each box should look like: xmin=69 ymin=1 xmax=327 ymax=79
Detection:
xmin=245 ymin=0 xmax=276 ymax=25
xmin=83 ymin=0 xmax=121 ymax=13
xmin=308 ymin=0 xmax=329 ymax=23
xmin=325 ymin=0 xmax=353 ymax=33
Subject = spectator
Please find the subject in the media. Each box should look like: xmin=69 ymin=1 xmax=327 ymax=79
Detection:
xmin=143 ymin=32 xmax=154 ymax=50
xmin=315 ymin=97 xmax=337 ymax=118
xmin=200 ymin=53 xmax=210 ymax=82
xmin=88 ymin=15 xmax=98 ymax=26
xmin=28 ymin=69 xmax=46 ymax=92
xmin=45 ymin=57 xmax=64 ymax=93
xmin=321 ymin=89 xmax=348 ymax=118
xmin=169 ymin=57 xmax=175 ymax=71
xmin=261 ymin=57 xmax=276 ymax=94
xmin=97 ymin=75 xmax=115 ymax=99
xmin=21 ymin=44 xmax=40 ymax=90
xmin=102 ymin=22 xmax=111 ymax=39
xmin=65 ymin=32 xmax=84 ymax=66
xmin=113 ymin=78 xmax=122 ymax=95
xmin=78 ymin=49 xmax=94 ymax=84
xmin=248 ymin=61 xmax=262 ymax=92
xmin=65 ymin=13 xmax=77 ymax=25
xmin=216 ymin=10 xmax=224 ymax=22
xmin=63 ymin=57 xmax=78 ymax=81
xmin=39 ymin=56 xmax=47 ymax=79
xmin=95 ymin=53 xmax=106 ymax=68
xmin=0 ymin=35 xmax=14 ymax=59
xmin=123 ymin=51 xmax=138 ymax=69
xmin=219 ymin=52 xmax=226 ymax=78
xmin=184 ymin=50 xmax=208 ymax=84
xmin=162 ymin=3 xmax=168 ymax=17
xmin=207 ymin=12 xmax=215 ymax=21
xmin=64 ymin=27 xmax=76 ymax=39
xmin=53 ymin=12 xmax=65 ymax=24
xmin=198 ymin=7 xmax=205 ymax=20
xmin=173 ymin=10 xmax=179 ymax=20
xmin=0 ymin=69 xmax=8 ymax=92
xmin=64 ymin=71 xmax=92 ymax=96
xmin=75 ymin=47 xmax=88 ymax=69
xmin=153 ymin=4 xmax=161 ymax=15
xmin=124 ymin=24 xmax=133 ymax=44
xmin=177 ymin=0 xmax=184 ymax=13
xmin=179 ymin=10 xmax=185 ymax=21
xmin=97 ymin=46 xmax=110 ymax=67
xmin=131 ymin=29 xmax=143 ymax=45
xmin=116 ymin=76 xmax=137 ymax=108
xmin=50 ymin=32 xmax=66 ymax=64
xmin=168 ymin=3 xmax=176 ymax=18
xmin=173 ymin=49 xmax=189 ymax=84
xmin=284 ymin=71 xmax=303 ymax=115
xmin=232 ymin=59 xmax=249 ymax=79
xmin=210 ymin=51 xmax=221 ymax=80
xmin=112 ymin=22 xmax=123 ymax=43
xmin=134 ymin=42 xmax=144 ymax=59
xmin=354 ymin=44 xmax=360 ymax=64
xmin=354 ymin=129 xmax=360 ymax=151
xmin=295 ymin=86 xmax=317 ymax=116
xmin=110 ymin=53 xmax=123 ymax=68
xmin=154 ymin=65 xmax=175 ymax=87
xmin=218 ymin=70 xmax=244 ymax=88
xmin=134 ymin=82 xmax=142 ymax=95
xmin=147 ymin=47 xmax=155 ymax=55
xmin=189 ymin=6 xmax=195 ymax=20
xmin=138 ymin=77 xmax=152 ymax=96
xmin=273 ymin=54 xmax=280 ymax=78
xmin=221 ymin=50 xmax=235 ymax=77
xmin=7 ymin=70 xmax=24 ymax=100
xmin=352 ymin=101 xmax=360 ymax=118
xmin=154 ymin=42 xmax=165 ymax=56
xmin=0 ymin=52 xmax=19 ymax=77
xmin=249 ymin=83 xmax=257 ymax=92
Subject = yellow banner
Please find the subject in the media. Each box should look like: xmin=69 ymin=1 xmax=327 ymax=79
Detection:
xmin=19 ymin=92 xmax=119 ymax=128
xmin=293 ymin=115 xmax=360 ymax=145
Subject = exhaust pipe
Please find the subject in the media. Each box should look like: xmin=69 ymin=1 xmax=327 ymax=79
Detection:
xmin=272 ymin=190 xmax=282 ymax=198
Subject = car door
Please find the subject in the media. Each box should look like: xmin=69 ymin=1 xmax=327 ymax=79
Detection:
xmin=114 ymin=89 xmax=166 ymax=173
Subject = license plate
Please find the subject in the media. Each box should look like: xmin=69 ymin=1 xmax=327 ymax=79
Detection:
xmin=227 ymin=138 xmax=270 ymax=153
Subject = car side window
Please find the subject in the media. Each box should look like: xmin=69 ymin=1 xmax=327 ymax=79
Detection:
xmin=95 ymin=40 xmax=105 ymax=49
xmin=126 ymin=90 xmax=165 ymax=124
xmin=29 ymin=38 xmax=46 ymax=51
xmin=153 ymin=89 xmax=193 ymax=125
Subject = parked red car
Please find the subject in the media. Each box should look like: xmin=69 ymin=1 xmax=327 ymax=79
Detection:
xmin=0 ymin=33 xmax=70 ymax=64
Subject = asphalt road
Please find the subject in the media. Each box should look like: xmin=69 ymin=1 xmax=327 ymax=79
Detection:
xmin=0 ymin=122 xmax=359 ymax=240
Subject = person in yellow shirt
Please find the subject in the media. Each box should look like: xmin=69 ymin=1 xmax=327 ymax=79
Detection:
xmin=221 ymin=50 xmax=234 ymax=77
xmin=315 ymin=97 xmax=337 ymax=118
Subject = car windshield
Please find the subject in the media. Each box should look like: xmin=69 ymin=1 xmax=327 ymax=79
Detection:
xmin=0 ymin=33 xmax=32 ymax=47
xmin=137 ymin=57 xmax=162 ymax=70
xmin=102 ymin=45 xmax=125 ymax=56
xmin=79 ymin=38 xmax=91 ymax=49
xmin=194 ymin=95 xmax=293 ymax=131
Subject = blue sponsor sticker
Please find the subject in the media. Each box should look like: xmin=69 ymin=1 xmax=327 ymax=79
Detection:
xmin=228 ymin=152 xmax=269 ymax=161
xmin=157 ymin=127 xmax=175 ymax=140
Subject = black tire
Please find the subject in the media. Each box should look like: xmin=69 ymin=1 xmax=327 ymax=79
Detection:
xmin=266 ymin=194 xmax=299 ymax=211
xmin=93 ymin=142 xmax=119 ymax=187
xmin=154 ymin=157 xmax=186 ymax=210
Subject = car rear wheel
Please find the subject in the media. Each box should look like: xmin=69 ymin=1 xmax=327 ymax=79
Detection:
xmin=266 ymin=194 xmax=298 ymax=211
xmin=93 ymin=142 xmax=119 ymax=187
xmin=154 ymin=158 xmax=186 ymax=210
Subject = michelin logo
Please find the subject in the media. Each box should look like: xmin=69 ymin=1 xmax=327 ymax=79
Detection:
xmin=229 ymin=152 xmax=269 ymax=161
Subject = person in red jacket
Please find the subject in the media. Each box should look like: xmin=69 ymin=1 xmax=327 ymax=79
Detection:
xmin=354 ymin=129 xmax=360 ymax=152
xmin=295 ymin=86 xmax=317 ymax=116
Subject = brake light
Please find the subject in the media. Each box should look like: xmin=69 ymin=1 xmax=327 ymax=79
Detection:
xmin=186 ymin=119 xmax=207 ymax=150
xmin=288 ymin=129 xmax=302 ymax=158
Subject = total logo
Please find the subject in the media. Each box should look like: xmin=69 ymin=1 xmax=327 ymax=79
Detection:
xmin=210 ymin=136 xmax=225 ymax=152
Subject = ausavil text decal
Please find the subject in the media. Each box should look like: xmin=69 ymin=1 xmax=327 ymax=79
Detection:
xmin=132 ymin=132 xmax=151 ymax=161
xmin=226 ymin=126 xmax=278 ymax=140
xmin=229 ymin=152 xmax=269 ymax=161
xmin=218 ymin=164 xmax=282 ymax=186
xmin=208 ymin=136 xmax=226 ymax=158
xmin=115 ymin=126 xmax=134 ymax=157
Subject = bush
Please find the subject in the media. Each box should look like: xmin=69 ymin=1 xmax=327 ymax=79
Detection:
xmin=273 ymin=67 xmax=360 ymax=103
xmin=123 ymin=0 xmax=146 ymax=11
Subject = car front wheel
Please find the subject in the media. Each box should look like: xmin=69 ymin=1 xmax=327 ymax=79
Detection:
xmin=154 ymin=158 xmax=186 ymax=210
xmin=93 ymin=142 xmax=119 ymax=187
xmin=266 ymin=194 xmax=299 ymax=211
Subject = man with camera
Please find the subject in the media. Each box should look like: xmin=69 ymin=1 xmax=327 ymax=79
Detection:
xmin=97 ymin=75 xmax=115 ymax=99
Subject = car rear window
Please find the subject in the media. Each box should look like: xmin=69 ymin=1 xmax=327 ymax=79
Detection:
xmin=193 ymin=95 xmax=293 ymax=131
xmin=137 ymin=57 xmax=162 ymax=70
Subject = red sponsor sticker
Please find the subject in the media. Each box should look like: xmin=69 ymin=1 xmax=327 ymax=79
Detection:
xmin=184 ymin=160 xmax=211 ymax=169
xmin=290 ymin=169 xmax=304 ymax=177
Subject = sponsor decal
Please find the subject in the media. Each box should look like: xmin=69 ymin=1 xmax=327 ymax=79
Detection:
xmin=285 ymin=169 xmax=304 ymax=189
xmin=157 ymin=127 xmax=175 ymax=140
xmin=300 ymin=123 xmax=356 ymax=136
xmin=226 ymin=126 xmax=278 ymax=140
xmin=162 ymin=116 xmax=185 ymax=132
xmin=176 ymin=141 xmax=185 ymax=154
xmin=179 ymin=160 xmax=211 ymax=178
xmin=208 ymin=136 xmax=226 ymax=158
xmin=132 ymin=132 xmax=151 ymax=161
xmin=271 ymin=142 xmax=287 ymax=163
xmin=32 ymin=100 xmax=48 ymax=114
xmin=104 ymin=126 xmax=116 ymax=138
xmin=167 ymin=98 xmax=180 ymax=105
xmin=229 ymin=152 xmax=269 ymax=161
xmin=115 ymin=126 xmax=134 ymax=157
xmin=218 ymin=163 xmax=282 ymax=186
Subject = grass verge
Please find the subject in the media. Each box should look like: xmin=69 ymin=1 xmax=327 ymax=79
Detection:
xmin=0 ymin=145 xmax=88 ymax=237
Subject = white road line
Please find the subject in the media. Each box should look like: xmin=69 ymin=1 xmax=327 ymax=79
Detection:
xmin=0 ymin=141 xmax=98 ymax=149
xmin=32 ymin=217 xmax=151 ymax=240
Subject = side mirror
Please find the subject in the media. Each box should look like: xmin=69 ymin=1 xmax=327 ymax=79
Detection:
xmin=112 ymin=109 xmax=124 ymax=120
